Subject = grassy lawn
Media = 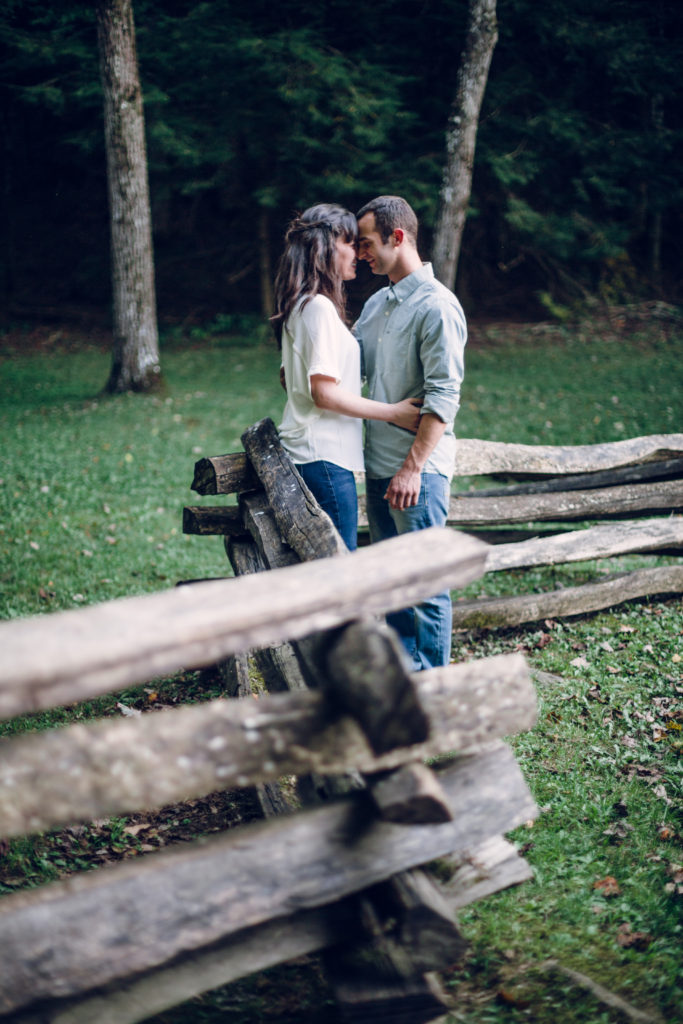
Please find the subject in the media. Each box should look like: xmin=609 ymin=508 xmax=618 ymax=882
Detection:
xmin=0 ymin=314 xmax=681 ymax=1022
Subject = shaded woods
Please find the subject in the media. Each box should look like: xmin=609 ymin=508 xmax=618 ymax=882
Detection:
xmin=1 ymin=0 xmax=682 ymax=327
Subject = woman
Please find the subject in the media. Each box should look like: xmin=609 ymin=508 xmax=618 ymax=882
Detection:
xmin=272 ymin=203 xmax=421 ymax=551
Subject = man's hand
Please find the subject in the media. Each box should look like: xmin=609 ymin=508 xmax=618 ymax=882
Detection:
xmin=384 ymin=466 xmax=422 ymax=510
xmin=384 ymin=412 xmax=448 ymax=510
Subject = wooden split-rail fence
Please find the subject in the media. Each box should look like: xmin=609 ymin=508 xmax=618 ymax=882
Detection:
xmin=0 ymin=418 xmax=541 ymax=1024
xmin=188 ymin=429 xmax=683 ymax=632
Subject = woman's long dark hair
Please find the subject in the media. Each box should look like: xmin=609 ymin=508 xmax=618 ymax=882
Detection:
xmin=271 ymin=203 xmax=357 ymax=347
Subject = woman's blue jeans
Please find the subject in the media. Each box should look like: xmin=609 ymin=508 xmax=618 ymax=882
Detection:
xmin=365 ymin=472 xmax=452 ymax=670
xmin=295 ymin=460 xmax=358 ymax=551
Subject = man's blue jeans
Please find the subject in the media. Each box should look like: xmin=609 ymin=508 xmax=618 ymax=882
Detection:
xmin=365 ymin=473 xmax=452 ymax=670
xmin=296 ymin=460 xmax=358 ymax=551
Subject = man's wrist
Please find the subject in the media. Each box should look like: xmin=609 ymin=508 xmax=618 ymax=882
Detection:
xmin=401 ymin=451 xmax=425 ymax=475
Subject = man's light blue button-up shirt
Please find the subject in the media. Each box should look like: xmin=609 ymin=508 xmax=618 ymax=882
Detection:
xmin=354 ymin=262 xmax=467 ymax=481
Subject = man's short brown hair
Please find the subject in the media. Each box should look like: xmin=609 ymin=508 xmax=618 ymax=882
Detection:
xmin=356 ymin=195 xmax=419 ymax=246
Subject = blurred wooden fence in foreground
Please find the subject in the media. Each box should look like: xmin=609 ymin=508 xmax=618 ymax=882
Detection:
xmin=0 ymin=418 xmax=540 ymax=1024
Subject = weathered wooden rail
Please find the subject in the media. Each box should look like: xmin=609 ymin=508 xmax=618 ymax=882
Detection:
xmin=188 ymin=431 xmax=683 ymax=631
xmin=0 ymin=419 xmax=540 ymax=1024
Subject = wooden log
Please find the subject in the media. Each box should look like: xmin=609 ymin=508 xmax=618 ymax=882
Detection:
xmin=239 ymin=490 xmax=300 ymax=570
xmin=192 ymin=435 xmax=683 ymax=491
xmin=254 ymin=780 xmax=292 ymax=819
xmin=486 ymin=516 xmax=683 ymax=572
xmin=454 ymin=433 xmax=683 ymax=477
xmin=434 ymin=835 xmax=534 ymax=909
xmin=323 ymin=871 xmax=464 ymax=1021
xmin=325 ymin=951 xmax=453 ymax=1024
xmin=0 ymin=653 xmax=534 ymax=838
xmin=321 ymin=619 xmax=430 ymax=754
xmin=226 ymin=529 xmax=362 ymax=807
xmin=370 ymin=869 xmax=468 ymax=971
xmin=191 ymin=452 xmax=259 ymax=495
xmin=468 ymin=457 xmax=683 ymax=497
xmin=0 ymin=526 xmax=489 ymax=719
xmin=368 ymin=763 xmax=453 ymax=825
xmin=10 ymin=837 xmax=532 ymax=1024
xmin=460 ymin=524 xmax=576 ymax=545
xmin=224 ymin=537 xmax=309 ymax=693
xmin=217 ymin=651 xmax=252 ymax=698
xmin=452 ymin=564 xmax=683 ymax=630
xmin=11 ymin=906 xmax=360 ymax=1024
xmin=0 ymin=743 xmax=537 ymax=1015
xmin=227 ymin=528 xmax=316 ymax=692
xmin=446 ymin=478 xmax=683 ymax=525
xmin=182 ymin=504 xmax=248 ymax=537
xmin=538 ymin=960 xmax=666 ymax=1024
xmin=241 ymin=417 xmax=348 ymax=559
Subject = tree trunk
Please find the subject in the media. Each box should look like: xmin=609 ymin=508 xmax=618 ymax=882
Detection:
xmin=96 ymin=0 xmax=161 ymax=394
xmin=432 ymin=0 xmax=498 ymax=290
xmin=258 ymin=207 xmax=274 ymax=318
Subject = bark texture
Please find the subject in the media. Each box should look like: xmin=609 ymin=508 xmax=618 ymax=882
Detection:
xmin=96 ymin=0 xmax=161 ymax=393
xmin=433 ymin=0 xmax=498 ymax=289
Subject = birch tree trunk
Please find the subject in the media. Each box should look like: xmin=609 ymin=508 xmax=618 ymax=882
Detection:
xmin=96 ymin=0 xmax=161 ymax=393
xmin=432 ymin=0 xmax=498 ymax=291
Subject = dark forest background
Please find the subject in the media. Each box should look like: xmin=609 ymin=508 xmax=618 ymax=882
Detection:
xmin=2 ymin=0 xmax=682 ymax=328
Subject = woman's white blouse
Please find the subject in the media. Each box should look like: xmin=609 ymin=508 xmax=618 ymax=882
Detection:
xmin=278 ymin=294 xmax=364 ymax=472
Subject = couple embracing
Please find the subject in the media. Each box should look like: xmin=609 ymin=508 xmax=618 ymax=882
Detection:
xmin=272 ymin=195 xmax=467 ymax=673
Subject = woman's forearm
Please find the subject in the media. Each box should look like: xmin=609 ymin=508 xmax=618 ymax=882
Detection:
xmin=311 ymin=376 xmax=403 ymax=423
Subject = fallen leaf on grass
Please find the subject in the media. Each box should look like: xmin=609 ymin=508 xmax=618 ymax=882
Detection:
xmin=667 ymin=863 xmax=683 ymax=883
xmin=534 ymin=632 xmax=552 ymax=649
xmin=497 ymin=987 xmax=530 ymax=1008
xmin=603 ymin=821 xmax=634 ymax=843
xmin=117 ymin=702 xmax=141 ymax=717
xmin=123 ymin=823 xmax=152 ymax=837
xmin=594 ymin=876 xmax=621 ymax=896
xmin=571 ymin=655 xmax=590 ymax=669
xmin=615 ymin=923 xmax=653 ymax=950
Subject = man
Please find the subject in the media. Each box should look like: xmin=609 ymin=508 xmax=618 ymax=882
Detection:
xmin=354 ymin=195 xmax=467 ymax=670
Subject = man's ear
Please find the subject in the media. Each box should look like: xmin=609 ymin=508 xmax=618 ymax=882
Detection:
xmin=393 ymin=228 xmax=404 ymax=246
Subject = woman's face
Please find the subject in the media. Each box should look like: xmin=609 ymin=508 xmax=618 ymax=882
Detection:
xmin=335 ymin=235 xmax=358 ymax=281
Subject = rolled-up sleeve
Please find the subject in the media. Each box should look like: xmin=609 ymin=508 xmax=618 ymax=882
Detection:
xmin=418 ymin=300 xmax=466 ymax=424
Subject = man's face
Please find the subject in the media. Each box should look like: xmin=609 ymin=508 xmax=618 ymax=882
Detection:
xmin=357 ymin=213 xmax=398 ymax=278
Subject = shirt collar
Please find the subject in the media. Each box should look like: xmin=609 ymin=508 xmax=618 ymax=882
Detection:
xmin=388 ymin=262 xmax=434 ymax=302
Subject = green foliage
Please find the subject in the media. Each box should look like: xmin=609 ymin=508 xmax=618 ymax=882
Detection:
xmin=475 ymin=0 xmax=683 ymax=303
xmin=1 ymin=0 xmax=681 ymax=316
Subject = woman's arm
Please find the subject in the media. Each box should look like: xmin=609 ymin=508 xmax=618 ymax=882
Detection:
xmin=310 ymin=375 xmax=421 ymax=431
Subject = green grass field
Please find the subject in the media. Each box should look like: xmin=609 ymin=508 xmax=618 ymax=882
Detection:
xmin=0 ymin=315 xmax=681 ymax=1023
